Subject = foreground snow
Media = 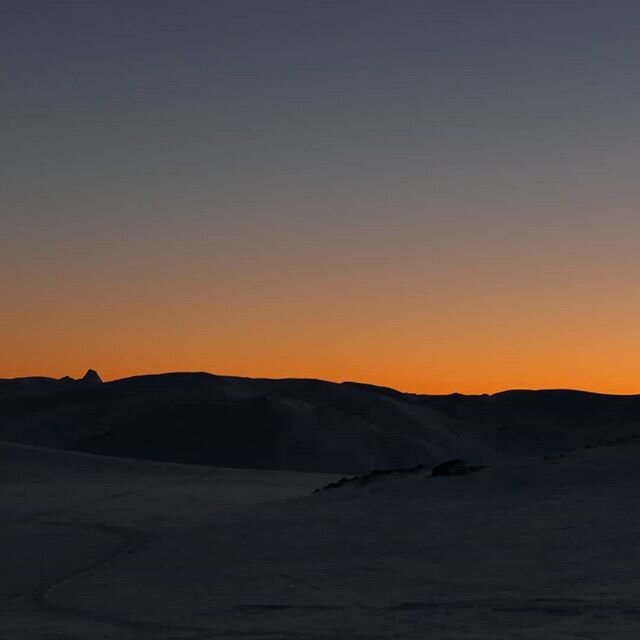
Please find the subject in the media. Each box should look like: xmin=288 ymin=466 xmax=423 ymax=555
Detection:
xmin=3 ymin=440 xmax=640 ymax=638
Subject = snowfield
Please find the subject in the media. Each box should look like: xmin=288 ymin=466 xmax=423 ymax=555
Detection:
xmin=3 ymin=437 xmax=640 ymax=639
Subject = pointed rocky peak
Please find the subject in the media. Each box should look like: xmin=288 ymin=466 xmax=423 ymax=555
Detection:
xmin=80 ymin=369 xmax=103 ymax=385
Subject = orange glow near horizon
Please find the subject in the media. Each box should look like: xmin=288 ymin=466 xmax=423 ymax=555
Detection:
xmin=4 ymin=222 xmax=640 ymax=395
xmin=4 ymin=342 xmax=640 ymax=396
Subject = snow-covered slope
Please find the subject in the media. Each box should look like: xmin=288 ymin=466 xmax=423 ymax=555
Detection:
xmin=3 ymin=438 xmax=640 ymax=639
xmin=2 ymin=372 xmax=639 ymax=473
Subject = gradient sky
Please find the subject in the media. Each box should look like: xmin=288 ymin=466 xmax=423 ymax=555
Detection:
xmin=2 ymin=0 xmax=640 ymax=393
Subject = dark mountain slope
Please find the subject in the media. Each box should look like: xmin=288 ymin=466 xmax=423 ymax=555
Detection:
xmin=1 ymin=372 xmax=638 ymax=473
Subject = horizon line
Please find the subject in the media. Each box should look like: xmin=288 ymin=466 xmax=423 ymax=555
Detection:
xmin=3 ymin=368 xmax=640 ymax=399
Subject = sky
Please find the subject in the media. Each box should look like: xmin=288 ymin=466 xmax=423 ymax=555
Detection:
xmin=2 ymin=0 xmax=640 ymax=393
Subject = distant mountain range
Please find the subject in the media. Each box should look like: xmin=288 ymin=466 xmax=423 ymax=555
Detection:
xmin=1 ymin=371 xmax=639 ymax=473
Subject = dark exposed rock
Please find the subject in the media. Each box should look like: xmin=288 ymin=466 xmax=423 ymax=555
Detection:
xmin=80 ymin=369 xmax=103 ymax=385
xmin=314 ymin=459 xmax=490 ymax=493
xmin=314 ymin=464 xmax=427 ymax=493
xmin=431 ymin=459 xmax=469 ymax=477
